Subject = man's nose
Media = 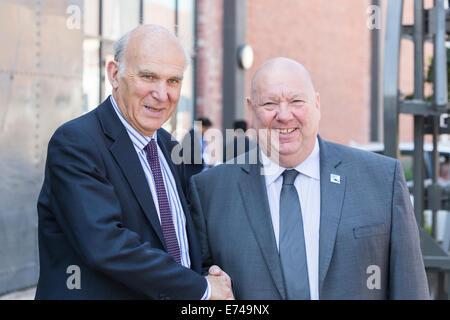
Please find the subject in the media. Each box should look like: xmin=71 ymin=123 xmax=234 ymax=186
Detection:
xmin=151 ymin=81 xmax=169 ymax=102
xmin=275 ymin=102 xmax=293 ymax=122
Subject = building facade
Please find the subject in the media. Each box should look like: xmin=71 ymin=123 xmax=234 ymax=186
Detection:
xmin=0 ymin=0 xmax=428 ymax=294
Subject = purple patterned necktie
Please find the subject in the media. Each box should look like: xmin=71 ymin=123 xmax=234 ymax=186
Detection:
xmin=144 ymin=139 xmax=181 ymax=264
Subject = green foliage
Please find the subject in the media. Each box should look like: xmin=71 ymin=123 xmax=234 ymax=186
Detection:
xmin=424 ymin=221 xmax=433 ymax=236
xmin=424 ymin=47 xmax=450 ymax=101
xmin=404 ymin=168 xmax=413 ymax=181
xmin=404 ymin=47 xmax=450 ymax=101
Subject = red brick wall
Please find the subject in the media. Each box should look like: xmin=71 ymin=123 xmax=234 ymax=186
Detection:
xmin=246 ymin=0 xmax=373 ymax=145
xmin=195 ymin=0 xmax=223 ymax=130
xmin=195 ymin=0 xmax=428 ymax=146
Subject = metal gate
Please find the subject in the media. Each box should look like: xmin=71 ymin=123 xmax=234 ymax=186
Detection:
xmin=383 ymin=0 xmax=450 ymax=299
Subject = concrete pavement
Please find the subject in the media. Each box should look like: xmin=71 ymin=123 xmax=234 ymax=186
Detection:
xmin=0 ymin=286 xmax=36 ymax=300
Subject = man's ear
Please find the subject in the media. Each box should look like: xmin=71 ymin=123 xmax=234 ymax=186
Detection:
xmin=107 ymin=60 xmax=120 ymax=89
xmin=246 ymin=97 xmax=253 ymax=120
xmin=315 ymin=92 xmax=321 ymax=111
xmin=315 ymin=92 xmax=321 ymax=120
xmin=245 ymin=97 xmax=257 ymax=141
xmin=245 ymin=97 xmax=252 ymax=126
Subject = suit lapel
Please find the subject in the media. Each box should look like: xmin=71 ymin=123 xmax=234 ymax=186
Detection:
xmin=318 ymin=137 xmax=346 ymax=296
xmin=96 ymin=99 xmax=165 ymax=248
xmin=238 ymin=162 xmax=287 ymax=299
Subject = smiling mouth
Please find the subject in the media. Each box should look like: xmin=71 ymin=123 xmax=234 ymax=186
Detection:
xmin=275 ymin=128 xmax=297 ymax=134
xmin=144 ymin=105 xmax=161 ymax=112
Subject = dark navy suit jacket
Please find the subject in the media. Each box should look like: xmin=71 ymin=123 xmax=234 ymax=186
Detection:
xmin=35 ymin=98 xmax=206 ymax=299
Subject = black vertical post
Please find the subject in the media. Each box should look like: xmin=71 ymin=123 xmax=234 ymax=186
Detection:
xmin=370 ymin=0 xmax=382 ymax=142
xmin=413 ymin=0 xmax=425 ymax=228
xmin=193 ymin=0 xmax=198 ymax=122
xmin=383 ymin=0 xmax=403 ymax=159
xmin=175 ymin=0 xmax=179 ymax=35
xmin=222 ymin=0 xmax=247 ymax=134
xmin=99 ymin=0 xmax=104 ymax=104
xmin=139 ymin=0 xmax=144 ymax=24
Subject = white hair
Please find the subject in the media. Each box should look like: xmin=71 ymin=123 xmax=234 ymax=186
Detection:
xmin=113 ymin=25 xmax=191 ymax=75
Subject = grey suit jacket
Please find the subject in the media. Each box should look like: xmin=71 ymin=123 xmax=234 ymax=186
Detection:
xmin=189 ymin=137 xmax=430 ymax=299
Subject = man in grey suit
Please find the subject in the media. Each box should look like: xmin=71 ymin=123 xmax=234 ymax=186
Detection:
xmin=189 ymin=57 xmax=429 ymax=299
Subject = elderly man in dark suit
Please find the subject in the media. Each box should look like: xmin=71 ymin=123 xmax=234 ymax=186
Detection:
xmin=35 ymin=24 xmax=233 ymax=300
xmin=190 ymin=57 xmax=429 ymax=300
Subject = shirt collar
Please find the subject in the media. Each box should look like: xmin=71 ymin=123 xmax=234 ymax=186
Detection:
xmin=261 ymin=137 xmax=320 ymax=185
xmin=110 ymin=95 xmax=157 ymax=151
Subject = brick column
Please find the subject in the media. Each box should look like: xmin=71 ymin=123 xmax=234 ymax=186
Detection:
xmin=195 ymin=0 xmax=223 ymax=130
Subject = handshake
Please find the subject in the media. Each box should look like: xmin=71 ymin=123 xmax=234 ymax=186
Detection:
xmin=205 ymin=265 xmax=235 ymax=300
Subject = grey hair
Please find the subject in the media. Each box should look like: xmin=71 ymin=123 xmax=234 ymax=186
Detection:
xmin=113 ymin=31 xmax=132 ymax=75
xmin=113 ymin=25 xmax=191 ymax=75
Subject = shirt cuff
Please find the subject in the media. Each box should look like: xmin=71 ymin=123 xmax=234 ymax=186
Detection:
xmin=201 ymin=278 xmax=211 ymax=300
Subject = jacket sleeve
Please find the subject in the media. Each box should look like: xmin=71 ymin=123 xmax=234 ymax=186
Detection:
xmin=45 ymin=125 xmax=208 ymax=299
xmin=388 ymin=160 xmax=430 ymax=299
xmin=188 ymin=175 xmax=213 ymax=275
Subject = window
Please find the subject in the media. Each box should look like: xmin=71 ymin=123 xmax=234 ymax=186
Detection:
xmin=102 ymin=0 xmax=140 ymax=40
xmin=82 ymin=0 xmax=100 ymax=112
xmin=143 ymin=0 xmax=176 ymax=31
xmin=174 ymin=0 xmax=195 ymax=141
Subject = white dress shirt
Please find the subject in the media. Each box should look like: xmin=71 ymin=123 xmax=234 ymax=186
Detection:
xmin=260 ymin=138 xmax=321 ymax=300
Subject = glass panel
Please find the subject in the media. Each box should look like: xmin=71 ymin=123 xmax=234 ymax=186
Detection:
xmin=102 ymin=0 xmax=140 ymax=40
xmin=103 ymin=52 xmax=114 ymax=101
xmin=99 ymin=39 xmax=115 ymax=102
xmin=143 ymin=0 xmax=176 ymax=32
xmin=83 ymin=39 xmax=100 ymax=111
xmin=177 ymin=0 xmax=194 ymax=52
xmin=175 ymin=0 xmax=195 ymax=139
xmin=84 ymin=0 xmax=99 ymax=36
xmin=174 ymin=63 xmax=194 ymax=141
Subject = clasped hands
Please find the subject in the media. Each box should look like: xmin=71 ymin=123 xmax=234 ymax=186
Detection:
xmin=205 ymin=265 xmax=235 ymax=300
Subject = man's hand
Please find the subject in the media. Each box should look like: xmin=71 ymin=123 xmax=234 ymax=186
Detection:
xmin=205 ymin=265 xmax=235 ymax=300
xmin=208 ymin=265 xmax=232 ymax=288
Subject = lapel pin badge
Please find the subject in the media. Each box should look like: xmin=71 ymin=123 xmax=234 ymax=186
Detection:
xmin=330 ymin=174 xmax=341 ymax=184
